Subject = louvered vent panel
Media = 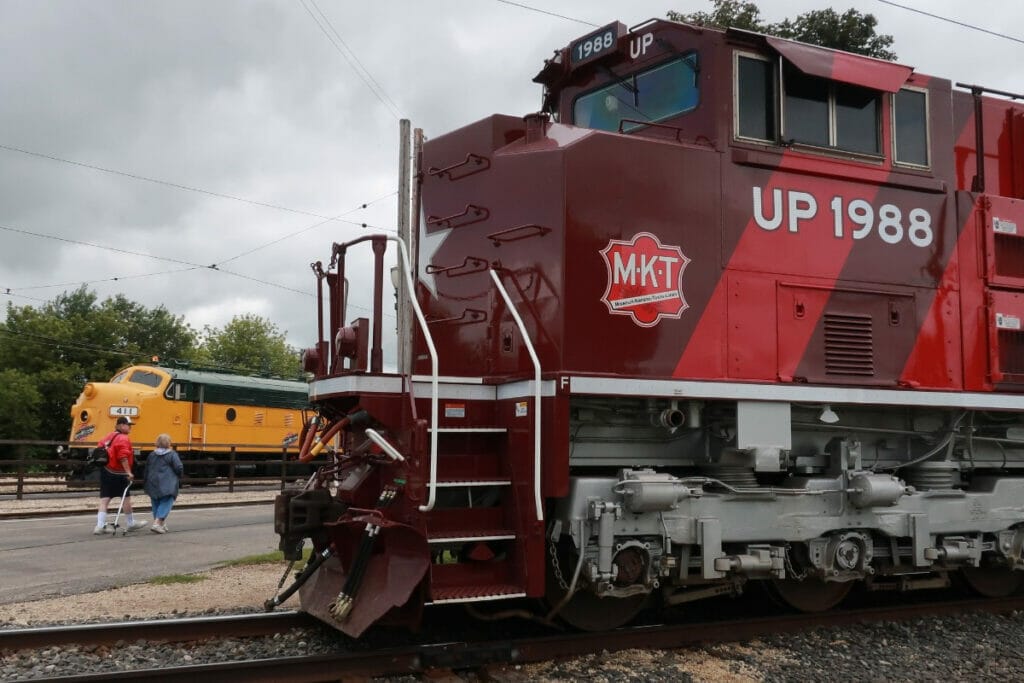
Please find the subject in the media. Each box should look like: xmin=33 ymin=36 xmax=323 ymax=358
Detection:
xmin=994 ymin=234 xmax=1024 ymax=280
xmin=998 ymin=330 xmax=1024 ymax=375
xmin=824 ymin=313 xmax=874 ymax=376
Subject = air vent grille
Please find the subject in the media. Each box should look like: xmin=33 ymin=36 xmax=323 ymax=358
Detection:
xmin=824 ymin=313 xmax=874 ymax=376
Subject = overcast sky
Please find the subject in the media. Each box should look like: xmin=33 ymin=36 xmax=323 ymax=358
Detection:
xmin=1 ymin=0 xmax=1021 ymax=367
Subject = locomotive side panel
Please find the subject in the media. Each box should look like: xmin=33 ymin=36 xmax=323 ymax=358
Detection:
xmin=419 ymin=116 xmax=566 ymax=378
xmin=562 ymin=134 xmax=722 ymax=377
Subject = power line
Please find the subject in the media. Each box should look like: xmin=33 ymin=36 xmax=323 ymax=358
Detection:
xmin=0 ymin=222 xmax=198 ymax=267
xmin=876 ymin=0 xmax=1024 ymax=46
xmin=0 ymin=142 xmax=393 ymax=228
xmin=492 ymin=0 xmax=597 ymax=27
xmin=0 ymin=220 xmax=312 ymax=296
xmin=0 ymin=327 xmax=146 ymax=360
xmin=10 ymin=266 xmax=202 ymax=292
xmin=298 ymin=0 xmax=403 ymax=119
xmin=215 ymin=190 xmax=396 ymax=266
xmin=1 ymin=185 xmax=398 ymax=300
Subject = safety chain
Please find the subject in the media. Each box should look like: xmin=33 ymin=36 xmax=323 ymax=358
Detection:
xmin=549 ymin=540 xmax=570 ymax=591
xmin=783 ymin=545 xmax=807 ymax=581
xmin=273 ymin=539 xmax=305 ymax=593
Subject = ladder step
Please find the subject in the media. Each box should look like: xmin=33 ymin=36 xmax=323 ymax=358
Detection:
xmin=427 ymin=584 xmax=526 ymax=604
xmin=427 ymin=529 xmax=516 ymax=543
xmin=434 ymin=479 xmax=510 ymax=488
xmin=430 ymin=427 xmax=507 ymax=433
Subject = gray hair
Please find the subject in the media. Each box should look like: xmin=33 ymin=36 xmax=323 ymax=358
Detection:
xmin=155 ymin=433 xmax=172 ymax=449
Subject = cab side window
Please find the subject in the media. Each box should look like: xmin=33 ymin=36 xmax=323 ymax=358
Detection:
xmin=893 ymin=88 xmax=929 ymax=167
xmin=736 ymin=54 xmax=776 ymax=141
xmin=736 ymin=52 xmax=885 ymax=158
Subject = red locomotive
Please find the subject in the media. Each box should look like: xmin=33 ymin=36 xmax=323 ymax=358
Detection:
xmin=271 ymin=18 xmax=1024 ymax=636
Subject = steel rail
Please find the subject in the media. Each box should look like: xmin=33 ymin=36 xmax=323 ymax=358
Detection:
xmin=0 ymin=611 xmax=316 ymax=650
xmin=16 ymin=595 xmax=1024 ymax=682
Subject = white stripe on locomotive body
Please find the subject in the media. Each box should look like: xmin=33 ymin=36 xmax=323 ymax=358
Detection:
xmin=309 ymin=375 xmax=557 ymax=401
xmin=567 ymin=376 xmax=1024 ymax=411
xmin=312 ymin=373 xmax=1024 ymax=412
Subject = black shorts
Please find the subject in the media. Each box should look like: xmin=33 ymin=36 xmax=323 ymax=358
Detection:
xmin=100 ymin=468 xmax=132 ymax=499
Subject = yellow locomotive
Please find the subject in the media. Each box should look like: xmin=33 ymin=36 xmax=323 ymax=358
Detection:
xmin=68 ymin=365 xmax=309 ymax=477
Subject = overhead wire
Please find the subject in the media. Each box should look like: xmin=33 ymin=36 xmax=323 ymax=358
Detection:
xmin=0 ymin=327 xmax=287 ymax=376
xmin=492 ymin=0 xmax=597 ymax=27
xmin=215 ymin=190 xmax=397 ymax=266
xmin=0 ymin=142 xmax=377 ymax=226
xmin=875 ymin=0 xmax=1024 ymax=46
xmin=1 ymin=187 xmax=399 ymax=301
xmin=298 ymin=0 xmax=403 ymax=119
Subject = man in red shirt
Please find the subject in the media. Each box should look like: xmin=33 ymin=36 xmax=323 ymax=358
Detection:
xmin=94 ymin=416 xmax=147 ymax=534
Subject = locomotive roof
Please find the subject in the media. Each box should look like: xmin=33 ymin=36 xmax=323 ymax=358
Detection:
xmin=164 ymin=367 xmax=308 ymax=393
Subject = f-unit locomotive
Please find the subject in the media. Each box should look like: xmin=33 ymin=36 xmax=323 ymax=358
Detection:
xmin=69 ymin=365 xmax=308 ymax=477
xmin=272 ymin=18 xmax=1024 ymax=636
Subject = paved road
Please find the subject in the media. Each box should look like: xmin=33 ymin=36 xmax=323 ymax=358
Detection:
xmin=0 ymin=505 xmax=278 ymax=604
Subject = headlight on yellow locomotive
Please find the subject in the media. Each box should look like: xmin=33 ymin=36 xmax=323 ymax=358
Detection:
xmin=83 ymin=383 xmax=97 ymax=399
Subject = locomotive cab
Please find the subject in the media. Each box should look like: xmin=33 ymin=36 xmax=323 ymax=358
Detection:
xmin=273 ymin=18 xmax=1024 ymax=637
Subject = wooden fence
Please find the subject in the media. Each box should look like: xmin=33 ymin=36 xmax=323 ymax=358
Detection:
xmin=0 ymin=438 xmax=309 ymax=500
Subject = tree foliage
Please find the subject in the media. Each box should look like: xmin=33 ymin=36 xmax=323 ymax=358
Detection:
xmin=195 ymin=314 xmax=300 ymax=379
xmin=0 ymin=287 xmax=198 ymax=442
xmin=668 ymin=0 xmax=896 ymax=60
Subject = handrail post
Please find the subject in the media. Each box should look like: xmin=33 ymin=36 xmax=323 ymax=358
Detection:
xmin=489 ymin=269 xmax=544 ymax=522
xmin=371 ymin=237 xmax=387 ymax=372
xmin=228 ymin=446 xmax=236 ymax=494
xmin=385 ymin=235 xmax=439 ymax=513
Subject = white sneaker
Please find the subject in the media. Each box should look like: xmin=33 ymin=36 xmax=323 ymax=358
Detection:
xmin=127 ymin=520 xmax=148 ymax=531
xmin=93 ymin=525 xmax=107 ymax=535
xmin=151 ymin=524 xmax=167 ymax=534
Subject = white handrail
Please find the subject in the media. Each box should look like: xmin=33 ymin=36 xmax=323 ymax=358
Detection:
xmin=365 ymin=428 xmax=405 ymax=462
xmin=385 ymin=235 xmax=440 ymax=513
xmin=489 ymin=269 xmax=544 ymax=522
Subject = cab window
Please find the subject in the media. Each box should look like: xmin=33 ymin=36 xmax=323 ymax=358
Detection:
xmin=736 ymin=53 xmax=882 ymax=156
xmin=573 ymin=54 xmax=699 ymax=133
xmin=893 ymin=87 xmax=928 ymax=166
xmin=127 ymin=369 xmax=163 ymax=388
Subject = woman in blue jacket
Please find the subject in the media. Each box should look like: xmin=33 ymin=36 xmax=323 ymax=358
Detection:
xmin=143 ymin=433 xmax=184 ymax=534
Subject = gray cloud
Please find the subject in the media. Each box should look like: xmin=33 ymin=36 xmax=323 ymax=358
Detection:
xmin=2 ymin=0 xmax=1022 ymax=364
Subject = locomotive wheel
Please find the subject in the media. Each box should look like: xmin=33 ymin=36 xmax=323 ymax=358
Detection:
xmin=545 ymin=541 xmax=648 ymax=631
xmin=959 ymin=566 xmax=1024 ymax=598
xmin=767 ymin=578 xmax=853 ymax=612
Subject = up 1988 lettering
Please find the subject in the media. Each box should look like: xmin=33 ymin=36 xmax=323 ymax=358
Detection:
xmin=752 ymin=186 xmax=934 ymax=248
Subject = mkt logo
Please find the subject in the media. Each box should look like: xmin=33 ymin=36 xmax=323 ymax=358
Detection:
xmin=600 ymin=232 xmax=691 ymax=327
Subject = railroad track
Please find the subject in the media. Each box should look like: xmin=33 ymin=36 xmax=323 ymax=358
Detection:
xmin=6 ymin=595 xmax=1024 ymax=681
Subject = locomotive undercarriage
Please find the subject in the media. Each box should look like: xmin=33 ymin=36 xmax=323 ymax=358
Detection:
xmin=548 ymin=397 xmax=1024 ymax=627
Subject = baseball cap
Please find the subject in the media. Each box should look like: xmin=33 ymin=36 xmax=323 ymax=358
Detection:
xmin=116 ymin=416 xmax=133 ymax=426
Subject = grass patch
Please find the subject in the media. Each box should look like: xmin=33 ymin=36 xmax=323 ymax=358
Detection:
xmin=149 ymin=574 xmax=207 ymax=585
xmin=219 ymin=546 xmax=312 ymax=568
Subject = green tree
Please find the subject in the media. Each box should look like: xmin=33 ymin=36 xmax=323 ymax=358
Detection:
xmin=0 ymin=286 xmax=198 ymax=441
xmin=197 ymin=314 xmax=300 ymax=379
xmin=0 ymin=369 xmax=42 ymax=440
xmin=669 ymin=0 xmax=896 ymax=60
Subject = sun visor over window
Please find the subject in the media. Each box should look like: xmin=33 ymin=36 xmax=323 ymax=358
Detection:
xmin=765 ymin=36 xmax=912 ymax=93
